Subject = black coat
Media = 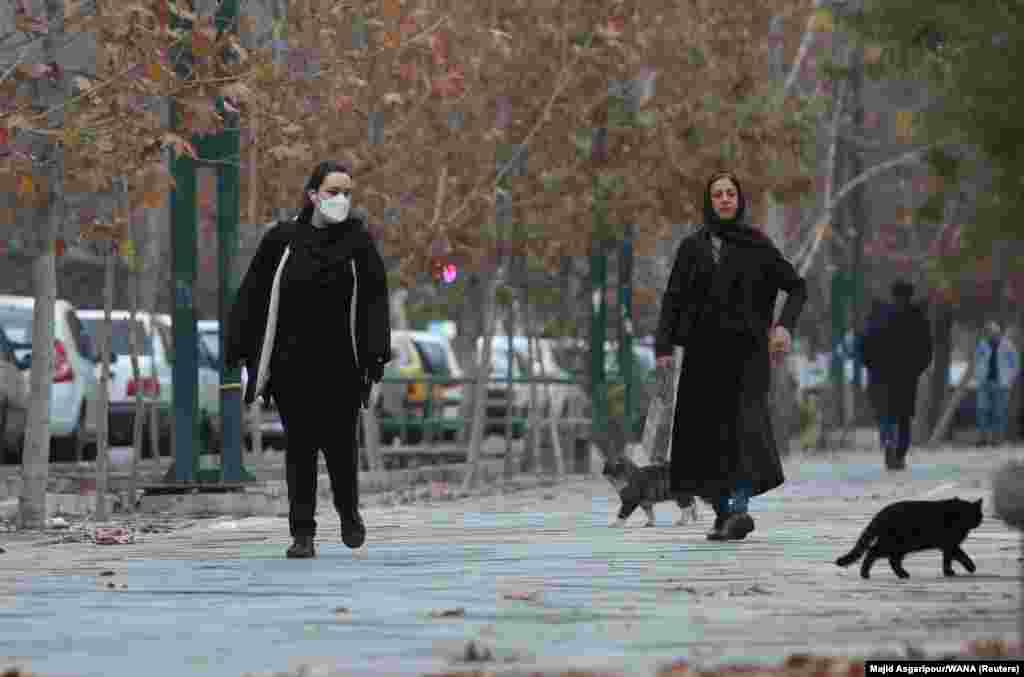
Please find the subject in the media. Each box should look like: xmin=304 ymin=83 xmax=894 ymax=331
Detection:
xmin=225 ymin=217 xmax=391 ymax=408
xmin=655 ymin=228 xmax=807 ymax=499
xmin=861 ymin=300 xmax=932 ymax=419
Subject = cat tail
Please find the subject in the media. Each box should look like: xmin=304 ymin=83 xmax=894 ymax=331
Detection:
xmin=835 ymin=518 xmax=879 ymax=567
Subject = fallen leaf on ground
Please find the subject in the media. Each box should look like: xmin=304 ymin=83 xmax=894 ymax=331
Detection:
xmin=502 ymin=591 xmax=539 ymax=601
xmin=94 ymin=527 xmax=134 ymax=545
xmin=98 ymin=570 xmax=115 ymax=577
xmin=459 ymin=639 xmax=493 ymax=663
xmin=334 ymin=606 xmax=350 ymax=614
xmin=429 ymin=607 xmax=466 ymax=618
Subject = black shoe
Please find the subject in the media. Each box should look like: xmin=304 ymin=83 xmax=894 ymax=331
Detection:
xmin=340 ymin=510 xmax=366 ymax=549
xmin=708 ymin=513 xmax=755 ymax=541
xmin=706 ymin=514 xmax=727 ymax=540
xmin=286 ymin=535 xmax=316 ymax=559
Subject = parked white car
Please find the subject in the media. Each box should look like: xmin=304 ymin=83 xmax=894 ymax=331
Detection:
xmin=494 ymin=336 xmax=587 ymax=421
xmin=76 ymin=310 xmax=224 ymax=455
xmin=0 ymin=295 xmax=101 ymax=461
xmin=77 ymin=310 xmax=172 ymax=452
xmin=196 ymin=319 xmax=285 ymax=445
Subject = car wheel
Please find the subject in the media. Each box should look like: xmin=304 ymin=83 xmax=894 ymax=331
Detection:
xmin=51 ymin=405 xmax=85 ymax=463
xmin=0 ymin=398 xmax=12 ymax=464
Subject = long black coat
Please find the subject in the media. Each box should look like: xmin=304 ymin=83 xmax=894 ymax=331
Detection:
xmin=225 ymin=217 xmax=391 ymax=409
xmin=861 ymin=300 xmax=932 ymax=420
xmin=655 ymin=228 xmax=807 ymax=500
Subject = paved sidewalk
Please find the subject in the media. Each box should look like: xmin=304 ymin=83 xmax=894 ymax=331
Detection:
xmin=1 ymin=445 xmax=1022 ymax=677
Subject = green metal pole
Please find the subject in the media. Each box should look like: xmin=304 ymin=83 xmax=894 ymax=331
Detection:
xmin=170 ymin=114 xmax=200 ymax=484
xmin=216 ymin=131 xmax=245 ymax=482
xmin=590 ymin=239 xmax=608 ymax=448
xmin=619 ymin=223 xmax=634 ymax=439
xmin=830 ymin=269 xmax=849 ymax=397
xmin=213 ymin=0 xmax=247 ymax=483
xmin=589 ymin=124 xmax=610 ymax=454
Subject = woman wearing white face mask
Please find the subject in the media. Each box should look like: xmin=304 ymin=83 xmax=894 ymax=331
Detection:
xmin=226 ymin=161 xmax=392 ymax=558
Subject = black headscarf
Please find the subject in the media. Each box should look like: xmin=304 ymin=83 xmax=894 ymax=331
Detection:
xmin=699 ymin=172 xmax=775 ymax=337
xmin=702 ymin=171 xmax=772 ymax=249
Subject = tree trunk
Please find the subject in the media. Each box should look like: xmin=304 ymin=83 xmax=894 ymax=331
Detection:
xmin=94 ymin=245 xmax=116 ymax=522
xmin=461 ymin=274 xmax=500 ymax=493
xmin=522 ymin=283 xmax=541 ymax=474
xmin=125 ymin=179 xmax=143 ymax=513
xmin=929 ymin=327 xmax=980 ymax=447
xmin=452 ymin=274 xmax=485 ymax=445
xmin=19 ymin=250 xmax=56 ymax=530
xmin=19 ymin=0 xmax=66 ymax=530
xmin=916 ymin=301 xmax=953 ymax=443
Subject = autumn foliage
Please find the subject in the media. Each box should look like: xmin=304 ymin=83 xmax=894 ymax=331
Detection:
xmin=1 ymin=0 xmax=821 ymax=284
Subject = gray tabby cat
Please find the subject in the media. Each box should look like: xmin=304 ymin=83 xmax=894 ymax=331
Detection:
xmin=602 ymin=456 xmax=700 ymax=527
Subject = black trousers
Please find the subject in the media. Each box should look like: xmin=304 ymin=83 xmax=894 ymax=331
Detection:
xmin=275 ymin=390 xmax=361 ymax=538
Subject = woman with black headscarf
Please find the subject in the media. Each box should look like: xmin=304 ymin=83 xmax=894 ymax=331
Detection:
xmin=654 ymin=172 xmax=807 ymax=541
xmin=226 ymin=161 xmax=392 ymax=558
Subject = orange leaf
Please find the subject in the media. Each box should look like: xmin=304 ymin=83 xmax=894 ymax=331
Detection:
xmin=16 ymin=174 xmax=34 ymax=198
xmin=142 ymin=190 xmax=163 ymax=209
xmin=55 ymin=238 xmax=65 ymax=258
xmin=146 ymin=63 xmax=162 ymax=82
xmin=0 ymin=127 xmax=8 ymax=145
xmin=382 ymin=0 xmax=400 ymax=21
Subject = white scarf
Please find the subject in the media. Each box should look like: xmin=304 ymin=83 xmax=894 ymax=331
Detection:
xmin=254 ymin=246 xmax=291 ymax=401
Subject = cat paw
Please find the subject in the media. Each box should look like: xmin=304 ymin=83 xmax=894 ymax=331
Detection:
xmin=643 ymin=521 xmax=656 ymax=528
xmin=943 ymin=570 xmax=957 ymax=577
xmin=610 ymin=518 xmax=626 ymax=528
xmin=675 ymin=506 xmax=700 ymax=526
xmin=897 ymin=572 xmax=911 ymax=579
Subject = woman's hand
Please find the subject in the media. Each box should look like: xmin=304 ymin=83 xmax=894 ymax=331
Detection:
xmin=769 ymin=325 xmax=792 ymax=365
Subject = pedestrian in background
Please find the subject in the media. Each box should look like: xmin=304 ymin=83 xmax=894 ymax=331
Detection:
xmin=226 ymin=161 xmax=392 ymax=559
xmin=856 ymin=298 xmax=890 ymax=451
xmin=860 ymin=280 xmax=932 ymax=470
xmin=974 ymin=321 xmax=1019 ymax=446
xmin=654 ymin=171 xmax=808 ymax=541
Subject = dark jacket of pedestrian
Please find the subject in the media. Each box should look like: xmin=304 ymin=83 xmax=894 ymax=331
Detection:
xmin=860 ymin=285 xmax=932 ymax=421
xmin=654 ymin=171 xmax=807 ymax=541
xmin=857 ymin=298 xmax=889 ymax=417
xmin=225 ymin=161 xmax=391 ymax=558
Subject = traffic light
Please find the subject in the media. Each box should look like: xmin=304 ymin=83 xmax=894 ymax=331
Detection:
xmin=430 ymin=255 xmax=458 ymax=285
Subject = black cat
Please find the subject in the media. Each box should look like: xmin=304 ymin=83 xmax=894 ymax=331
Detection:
xmin=835 ymin=497 xmax=983 ymax=579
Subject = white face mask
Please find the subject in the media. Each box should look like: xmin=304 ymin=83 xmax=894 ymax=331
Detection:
xmin=317 ymin=193 xmax=350 ymax=223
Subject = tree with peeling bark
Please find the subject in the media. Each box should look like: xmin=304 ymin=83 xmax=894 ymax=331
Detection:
xmin=1 ymin=0 xmax=257 ymax=527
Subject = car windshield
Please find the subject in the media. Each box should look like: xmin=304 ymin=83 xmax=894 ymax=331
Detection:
xmin=0 ymin=309 xmax=33 ymax=361
xmin=79 ymin=318 xmax=154 ymax=357
xmin=200 ymin=332 xmax=219 ymax=362
xmin=489 ymin=349 xmax=521 ymax=378
xmin=413 ymin=339 xmax=450 ymax=376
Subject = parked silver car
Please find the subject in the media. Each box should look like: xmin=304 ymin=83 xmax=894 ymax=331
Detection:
xmin=0 ymin=322 xmax=29 ymax=464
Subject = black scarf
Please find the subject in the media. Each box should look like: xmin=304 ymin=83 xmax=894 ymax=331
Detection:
xmin=286 ymin=214 xmax=367 ymax=288
xmin=698 ymin=173 xmax=775 ymax=336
